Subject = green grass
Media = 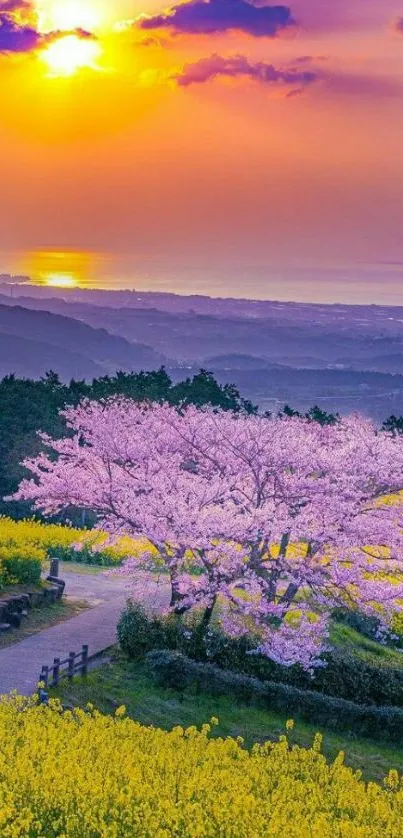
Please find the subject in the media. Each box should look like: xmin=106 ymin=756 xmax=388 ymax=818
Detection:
xmin=57 ymin=562 xmax=108 ymax=576
xmin=0 ymin=599 xmax=89 ymax=649
xmin=331 ymin=623 xmax=403 ymax=670
xmin=52 ymin=654 xmax=403 ymax=783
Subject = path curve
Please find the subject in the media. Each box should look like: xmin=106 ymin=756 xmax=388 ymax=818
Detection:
xmin=0 ymin=566 xmax=168 ymax=696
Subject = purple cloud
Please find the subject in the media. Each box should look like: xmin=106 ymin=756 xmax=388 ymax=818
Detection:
xmin=140 ymin=0 xmax=295 ymax=37
xmin=0 ymin=14 xmax=95 ymax=54
xmin=394 ymin=16 xmax=403 ymax=33
xmin=0 ymin=0 xmax=32 ymax=10
xmin=173 ymin=53 xmax=403 ymax=100
xmin=174 ymin=53 xmax=316 ymax=93
xmin=0 ymin=16 xmax=40 ymax=52
xmin=138 ymin=34 xmax=168 ymax=47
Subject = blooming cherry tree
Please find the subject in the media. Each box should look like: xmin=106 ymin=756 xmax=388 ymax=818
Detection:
xmin=12 ymin=399 xmax=403 ymax=669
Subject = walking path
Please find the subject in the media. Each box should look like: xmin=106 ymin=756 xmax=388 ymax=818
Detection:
xmin=0 ymin=566 xmax=168 ymax=696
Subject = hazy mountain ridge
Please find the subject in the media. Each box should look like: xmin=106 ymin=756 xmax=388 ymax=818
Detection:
xmin=0 ymin=332 xmax=104 ymax=380
xmin=0 ymin=303 xmax=166 ymax=377
xmin=2 ymin=282 xmax=403 ymax=332
xmin=2 ymin=292 xmax=403 ymax=367
xmin=1 ymin=285 xmax=403 ymax=419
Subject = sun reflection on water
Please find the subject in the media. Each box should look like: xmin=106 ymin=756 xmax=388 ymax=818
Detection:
xmin=18 ymin=249 xmax=107 ymax=289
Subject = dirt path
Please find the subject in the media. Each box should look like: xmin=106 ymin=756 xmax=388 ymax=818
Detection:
xmin=0 ymin=566 xmax=168 ymax=696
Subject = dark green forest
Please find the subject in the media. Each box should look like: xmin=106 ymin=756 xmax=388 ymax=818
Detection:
xmin=0 ymin=367 xmax=401 ymax=518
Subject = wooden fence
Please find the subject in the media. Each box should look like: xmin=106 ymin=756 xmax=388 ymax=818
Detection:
xmin=39 ymin=645 xmax=89 ymax=689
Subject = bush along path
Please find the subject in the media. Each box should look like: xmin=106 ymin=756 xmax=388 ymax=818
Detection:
xmin=0 ymin=567 xmax=168 ymax=696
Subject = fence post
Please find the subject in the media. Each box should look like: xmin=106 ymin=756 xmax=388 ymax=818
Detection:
xmin=40 ymin=665 xmax=49 ymax=688
xmin=38 ymin=688 xmax=49 ymax=705
xmin=49 ymin=558 xmax=60 ymax=578
xmin=53 ymin=658 xmax=61 ymax=687
xmin=68 ymin=652 xmax=76 ymax=681
xmin=81 ymin=645 xmax=89 ymax=676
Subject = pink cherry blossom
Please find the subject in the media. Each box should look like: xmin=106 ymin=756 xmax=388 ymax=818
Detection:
xmin=12 ymin=400 xmax=403 ymax=669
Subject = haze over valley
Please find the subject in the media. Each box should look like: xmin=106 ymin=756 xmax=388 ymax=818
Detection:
xmin=2 ymin=281 xmax=403 ymax=420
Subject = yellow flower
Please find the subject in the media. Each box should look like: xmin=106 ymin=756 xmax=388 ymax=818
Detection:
xmin=115 ymin=705 xmax=126 ymax=718
xmin=0 ymin=696 xmax=401 ymax=836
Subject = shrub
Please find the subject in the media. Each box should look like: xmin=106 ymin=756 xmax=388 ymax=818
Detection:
xmin=392 ymin=611 xmax=403 ymax=645
xmin=0 ymin=544 xmax=44 ymax=588
xmin=147 ymin=650 xmax=196 ymax=690
xmin=118 ymin=604 xmax=403 ymax=708
xmin=146 ymin=650 xmax=403 ymax=743
xmin=0 ymin=694 xmax=403 ymax=836
xmin=117 ymin=601 xmax=183 ymax=660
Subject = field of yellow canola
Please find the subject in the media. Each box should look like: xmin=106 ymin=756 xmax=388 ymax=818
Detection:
xmin=0 ymin=517 xmax=153 ymax=567
xmin=0 ymin=697 xmax=403 ymax=837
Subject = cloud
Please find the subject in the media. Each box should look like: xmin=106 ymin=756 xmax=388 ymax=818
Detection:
xmin=0 ymin=21 xmax=95 ymax=54
xmin=173 ymin=52 xmax=403 ymax=100
xmin=138 ymin=35 xmax=168 ymax=47
xmin=139 ymin=0 xmax=295 ymax=37
xmin=0 ymin=0 xmax=32 ymax=11
xmin=294 ymin=54 xmax=329 ymax=64
xmin=0 ymin=16 xmax=40 ymax=51
xmin=394 ymin=16 xmax=403 ymax=33
xmin=0 ymin=0 xmax=96 ymax=55
xmin=174 ymin=53 xmax=317 ymax=93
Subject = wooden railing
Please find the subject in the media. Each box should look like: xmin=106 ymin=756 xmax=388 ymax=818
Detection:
xmin=39 ymin=645 xmax=89 ymax=689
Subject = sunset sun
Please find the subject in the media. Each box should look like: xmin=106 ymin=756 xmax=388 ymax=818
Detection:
xmin=44 ymin=273 xmax=78 ymax=288
xmin=42 ymin=35 xmax=102 ymax=76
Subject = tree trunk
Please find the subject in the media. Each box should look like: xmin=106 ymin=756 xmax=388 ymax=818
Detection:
xmin=199 ymin=595 xmax=217 ymax=634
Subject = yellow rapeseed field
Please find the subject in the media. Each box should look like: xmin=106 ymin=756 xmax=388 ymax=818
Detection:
xmin=0 ymin=517 xmax=152 ymax=567
xmin=0 ymin=696 xmax=402 ymax=837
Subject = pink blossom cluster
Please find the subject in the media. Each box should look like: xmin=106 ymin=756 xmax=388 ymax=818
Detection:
xmin=12 ymin=400 xmax=403 ymax=669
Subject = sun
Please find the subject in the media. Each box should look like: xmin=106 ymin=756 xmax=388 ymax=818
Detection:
xmin=41 ymin=35 xmax=102 ymax=77
xmin=44 ymin=273 xmax=78 ymax=288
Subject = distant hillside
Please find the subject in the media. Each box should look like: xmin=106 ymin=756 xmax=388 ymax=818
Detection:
xmin=350 ymin=354 xmax=403 ymax=374
xmin=0 ymin=304 xmax=166 ymax=377
xmin=0 ymin=297 xmax=370 ymax=364
xmin=204 ymin=354 xmax=282 ymax=370
xmin=210 ymin=366 xmax=403 ymax=423
xmin=2 ymin=293 xmax=403 ymax=370
xmin=1 ymin=289 xmax=403 ymax=419
xmin=0 ymin=333 xmax=103 ymax=380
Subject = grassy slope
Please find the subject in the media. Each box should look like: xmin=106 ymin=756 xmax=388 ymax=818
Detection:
xmin=331 ymin=622 xmax=403 ymax=669
xmin=57 ymin=562 xmax=108 ymax=576
xmin=53 ymin=655 xmax=403 ymax=784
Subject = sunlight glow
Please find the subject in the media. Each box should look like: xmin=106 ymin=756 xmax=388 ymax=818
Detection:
xmin=44 ymin=273 xmax=78 ymax=288
xmin=20 ymin=249 xmax=107 ymax=287
xmin=41 ymin=35 xmax=102 ymax=77
xmin=38 ymin=1 xmax=101 ymax=33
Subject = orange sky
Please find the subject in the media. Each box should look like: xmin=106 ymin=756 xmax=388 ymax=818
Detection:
xmin=1 ymin=0 xmax=403 ymax=298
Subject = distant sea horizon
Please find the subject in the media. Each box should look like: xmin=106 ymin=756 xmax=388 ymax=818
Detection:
xmin=1 ymin=250 xmax=403 ymax=307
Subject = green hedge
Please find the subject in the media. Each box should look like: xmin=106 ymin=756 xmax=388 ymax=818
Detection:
xmin=117 ymin=602 xmax=403 ymax=708
xmin=146 ymin=650 xmax=403 ymax=743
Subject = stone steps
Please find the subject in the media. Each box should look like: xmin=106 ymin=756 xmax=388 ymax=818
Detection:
xmin=0 ymin=583 xmax=63 ymax=630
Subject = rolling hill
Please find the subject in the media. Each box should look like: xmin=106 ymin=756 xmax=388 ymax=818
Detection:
xmin=0 ymin=333 xmax=103 ymax=380
xmin=0 ymin=303 xmax=166 ymax=379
